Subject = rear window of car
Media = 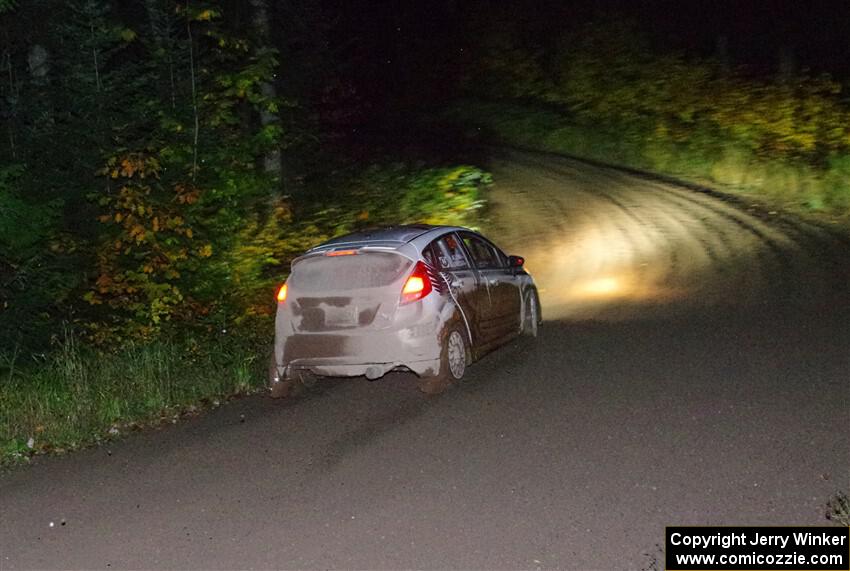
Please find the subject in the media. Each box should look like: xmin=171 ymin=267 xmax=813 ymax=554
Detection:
xmin=290 ymin=252 xmax=412 ymax=292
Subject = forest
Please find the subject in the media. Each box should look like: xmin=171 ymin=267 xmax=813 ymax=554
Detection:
xmin=2 ymin=0 xmax=850 ymax=460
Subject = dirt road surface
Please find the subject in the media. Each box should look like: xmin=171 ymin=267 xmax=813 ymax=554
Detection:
xmin=2 ymin=149 xmax=848 ymax=569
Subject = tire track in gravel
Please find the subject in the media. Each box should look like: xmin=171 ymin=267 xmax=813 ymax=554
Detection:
xmin=484 ymin=149 xmax=849 ymax=319
xmin=588 ymin=167 xmax=792 ymax=306
xmin=561 ymin=154 xmax=850 ymax=296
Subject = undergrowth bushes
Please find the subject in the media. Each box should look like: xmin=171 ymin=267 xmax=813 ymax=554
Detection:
xmin=310 ymin=164 xmax=489 ymax=235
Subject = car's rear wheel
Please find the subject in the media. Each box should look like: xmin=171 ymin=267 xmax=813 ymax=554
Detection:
xmin=270 ymin=378 xmax=298 ymax=399
xmin=521 ymin=289 xmax=540 ymax=337
xmin=418 ymin=325 xmax=467 ymax=394
xmin=446 ymin=328 xmax=467 ymax=380
xmin=269 ymin=355 xmax=306 ymax=399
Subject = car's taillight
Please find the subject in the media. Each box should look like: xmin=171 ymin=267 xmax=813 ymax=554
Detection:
xmin=276 ymin=283 xmax=288 ymax=303
xmin=400 ymin=261 xmax=432 ymax=304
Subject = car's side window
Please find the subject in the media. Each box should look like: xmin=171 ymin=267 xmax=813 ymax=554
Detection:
xmin=430 ymin=234 xmax=470 ymax=270
xmin=491 ymin=245 xmax=508 ymax=267
xmin=422 ymin=244 xmax=438 ymax=268
xmin=460 ymin=233 xmax=503 ymax=269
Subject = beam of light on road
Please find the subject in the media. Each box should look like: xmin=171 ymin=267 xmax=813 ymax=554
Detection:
xmin=572 ymin=276 xmax=622 ymax=297
xmin=487 ymin=152 xmax=803 ymax=322
xmin=521 ymin=216 xmax=693 ymax=321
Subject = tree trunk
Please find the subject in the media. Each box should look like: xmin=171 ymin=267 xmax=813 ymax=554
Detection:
xmin=4 ymin=48 xmax=16 ymax=158
xmin=143 ymin=0 xmax=178 ymax=108
xmin=249 ymin=0 xmax=281 ymax=178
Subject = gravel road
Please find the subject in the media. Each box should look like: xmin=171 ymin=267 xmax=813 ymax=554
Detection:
xmin=2 ymin=149 xmax=848 ymax=570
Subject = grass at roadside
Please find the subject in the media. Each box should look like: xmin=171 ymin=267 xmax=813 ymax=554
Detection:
xmin=1 ymin=331 xmax=266 ymax=464
xmin=447 ymin=99 xmax=850 ymax=222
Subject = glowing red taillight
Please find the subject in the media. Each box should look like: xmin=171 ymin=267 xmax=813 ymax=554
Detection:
xmin=276 ymin=283 xmax=288 ymax=303
xmin=403 ymin=276 xmax=425 ymax=295
xmin=400 ymin=261 xmax=432 ymax=304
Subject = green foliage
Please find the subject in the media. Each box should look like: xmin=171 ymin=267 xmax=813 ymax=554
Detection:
xmin=823 ymin=156 xmax=850 ymax=212
xmin=0 ymin=165 xmax=79 ymax=350
xmin=0 ymin=0 xmax=150 ymax=348
xmin=309 ymin=164 xmax=490 ymax=237
xmin=75 ymin=1 xmax=293 ymax=343
xmin=2 ymin=0 xmax=494 ymax=353
xmin=86 ymin=154 xmax=197 ymax=341
xmin=545 ymin=19 xmax=850 ymax=163
xmin=0 ymin=0 xmax=492 ymax=461
xmin=400 ymin=166 xmax=490 ymax=226
xmin=0 ymin=165 xmax=52 ymax=254
xmin=0 ymin=0 xmax=303 ymax=348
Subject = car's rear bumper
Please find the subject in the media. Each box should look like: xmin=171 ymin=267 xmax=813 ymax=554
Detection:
xmin=271 ymin=323 xmax=443 ymax=383
xmin=274 ymin=356 xmax=441 ymax=382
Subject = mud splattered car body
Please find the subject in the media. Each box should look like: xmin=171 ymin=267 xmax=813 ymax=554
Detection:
xmin=270 ymin=224 xmax=540 ymax=395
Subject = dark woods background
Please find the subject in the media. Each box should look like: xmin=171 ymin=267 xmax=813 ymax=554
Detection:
xmin=3 ymin=0 xmax=850 ymax=353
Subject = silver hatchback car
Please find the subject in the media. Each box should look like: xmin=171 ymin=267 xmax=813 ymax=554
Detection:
xmin=269 ymin=224 xmax=540 ymax=395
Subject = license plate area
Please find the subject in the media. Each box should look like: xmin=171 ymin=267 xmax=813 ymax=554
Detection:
xmin=324 ymin=305 xmax=358 ymax=327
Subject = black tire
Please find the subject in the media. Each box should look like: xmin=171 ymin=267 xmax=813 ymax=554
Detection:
xmin=297 ymin=369 xmax=319 ymax=389
xmin=270 ymin=378 xmax=300 ymax=399
xmin=521 ymin=289 xmax=540 ymax=338
xmin=268 ymin=355 xmax=304 ymax=399
xmin=418 ymin=324 xmax=467 ymax=394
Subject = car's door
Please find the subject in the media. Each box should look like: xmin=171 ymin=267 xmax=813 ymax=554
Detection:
xmin=423 ymin=233 xmax=483 ymax=347
xmin=458 ymin=231 xmax=522 ymax=342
